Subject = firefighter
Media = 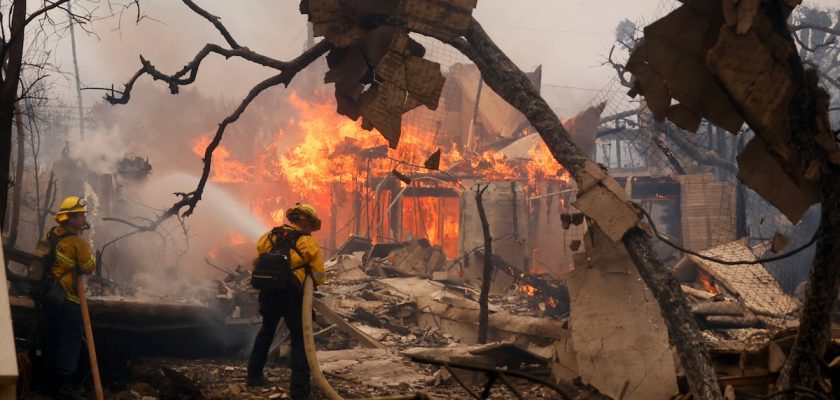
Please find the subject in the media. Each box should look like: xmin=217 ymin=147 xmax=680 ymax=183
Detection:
xmin=42 ymin=196 xmax=96 ymax=394
xmin=247 ymin=203 xmax=326 ymax=399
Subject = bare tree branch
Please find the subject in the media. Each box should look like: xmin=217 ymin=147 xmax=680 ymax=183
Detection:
xmin=603 ymin=45 xmax=633 ymax=88
xmin=103 ymin=63 xmax=326 ymax=233
xmin=102 ymin=41 xmax=329 ymax=104
xmin=94 ymin=1 xmax=331 ymax=237
xmin=182 ymin=0 xmax=240 ymax=49
xmin=806 ymin=61 xmax=840 ymax=90
xmin=656 ymin=121 xmax=739 ymax=174
xmin=0 ymin=0 xmax=71 ymax=63
xmin=794 ymin=32 xmax=837 ymax=53
xmin=791 ymin=23 xmax=840 ymax=36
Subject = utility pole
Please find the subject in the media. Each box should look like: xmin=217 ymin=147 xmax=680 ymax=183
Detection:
xmin=68 ymin=1 xmax=84 ymax=139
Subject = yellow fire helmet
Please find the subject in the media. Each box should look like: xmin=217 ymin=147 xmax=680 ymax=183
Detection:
xmin=285 ymin=203 xmax=321 ymax=231
xmin=55 ymin=196 xmax=87 ymax=223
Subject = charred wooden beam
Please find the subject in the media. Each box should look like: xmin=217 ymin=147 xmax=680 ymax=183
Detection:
xmin=401 ymin=187 xmax=460 ymax=198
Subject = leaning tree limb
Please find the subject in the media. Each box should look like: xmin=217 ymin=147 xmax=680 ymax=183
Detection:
xmin=448 ymin=17 xmax=722 ymax=400
xmin=655 ymin=121 xmax=739 ymax=175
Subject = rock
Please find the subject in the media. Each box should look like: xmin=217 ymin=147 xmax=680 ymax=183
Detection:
xmin=229 ymin=383 xmax=242 ymax=396
xmin=128 ymin=382 xmax=158 ymax=397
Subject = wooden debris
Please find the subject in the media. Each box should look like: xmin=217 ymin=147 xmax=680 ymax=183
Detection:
xmin=704 ymin=314 xmax=758 ymax=329
xmin=162 ymin=366 xmax=206 ymax=399
xmin=736 ymin=136 xmax=819 ymax=224
xmin=568 ymin=225 xmax=678 ymax=400
xmin=626 ymin=0 xmax=834 ymax=224
xmin=679 ymin=173 xmax=737 ymax=251
xmin=300 ymin=0 xmax=475 ymax=148
xmin=724 ymin=384 xmax=737 ymax=400
xmin=681 ymin=285 xmax=717 ymax=300
xmin=625 ymin=3 xmax=744 ymax=133
xmin=687 ymin=240 xmax=800 ymax=317
xmin=397 ymin=0 xmax=476 ymax=40
xmin=691 ymin=301 xmax=749 ymax=317
xmin=312 ymin=298 xmax=387 ymax=350
xmin=767 ymin=340 xmax=786 ymax=373
xmin=770 ymin=232 xmax=790 ymax=254
xmin=571 ymin=160 xmax=641 ymax=242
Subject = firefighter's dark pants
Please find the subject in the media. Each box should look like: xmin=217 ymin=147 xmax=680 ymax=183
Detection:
xmin=43 ymin=299 xmax=83 ymax=387
xmin=248 ymin=287 xmax=311 ymax=399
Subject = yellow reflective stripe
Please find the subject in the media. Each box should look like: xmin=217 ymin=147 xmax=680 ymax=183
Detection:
xmin=55 ymin=252 xmax=75 ymax=266
xmin=66 ymin=293 xmax=80 ymax=303
xmin=80 ymin=258 xmax=96 ymax=271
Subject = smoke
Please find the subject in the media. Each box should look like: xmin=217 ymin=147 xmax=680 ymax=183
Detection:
xmin=97 ymin=171 xmax=268 ymax=298
xmin=66 ymin=128 xmax=128 ymax=175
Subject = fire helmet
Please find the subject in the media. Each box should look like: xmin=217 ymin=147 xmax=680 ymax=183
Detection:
xmin=286 ymin=203 xmax=321 ymax=231
xmin=55 ymin=196 xmax=87 ymax=223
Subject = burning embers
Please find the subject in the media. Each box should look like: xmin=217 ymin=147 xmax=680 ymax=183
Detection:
xmin=477 ymin=249 xmax=570 ymax=318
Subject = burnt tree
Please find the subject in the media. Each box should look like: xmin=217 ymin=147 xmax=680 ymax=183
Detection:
xmin=475 ymin=184 xmax=492 ymax=344
xmin=449 ymin=19 xmax=722 ymax=400
xmin=0 ymin=0 xmax=79 ymax=228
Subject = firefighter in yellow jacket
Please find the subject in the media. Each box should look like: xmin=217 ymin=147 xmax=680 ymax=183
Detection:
xmin=247 ymin=203 xmax=325 ymax=399
xmin=43 ymin=196 xmax=96 ymax=393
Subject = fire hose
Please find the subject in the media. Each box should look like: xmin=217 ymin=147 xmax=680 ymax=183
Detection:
xmin=301 ymin=273 xmax=433 ymax=400
xmin=301 ymin=272 xmax=343 ymax=400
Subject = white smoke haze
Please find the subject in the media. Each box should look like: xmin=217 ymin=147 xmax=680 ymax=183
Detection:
xmin=99 ymin=172 xmax=268 ymax=298
xmin=66 ymin=128 xmax=129 ymax=175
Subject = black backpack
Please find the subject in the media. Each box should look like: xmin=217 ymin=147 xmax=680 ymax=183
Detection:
xmin=250 ymin=227 xmax=309 ymax=291
xmin=36 ymin=230 xmax=76 ymax=304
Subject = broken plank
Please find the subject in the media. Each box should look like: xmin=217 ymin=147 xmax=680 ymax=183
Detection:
xmin=681 ymin=285 xmax=717 ymax=300
xmin=312 ymin=298 xmax=387 ymax=350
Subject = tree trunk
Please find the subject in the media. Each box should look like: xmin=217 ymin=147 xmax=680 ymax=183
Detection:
xmin=777 ymin=177 xmax=840 ymax=390
xmin=0 ymin=0 xmax=27 ymax=228
xmin=457 ymin=18 xmax=722 ymax=399
xmin=7 ymin=101 xmax=25 ymax=248
xmin=475 ymin=184 xmax=492 ymax=344
xmin=772 ymin=2 xmax=840 ymax=390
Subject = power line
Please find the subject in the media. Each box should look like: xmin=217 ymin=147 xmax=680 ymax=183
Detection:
xmin=496 ymin=26 xmax=612 ymax=35
xmin=639 ymin=207 xmax=816 ymax=266
xmin=542 ymin=83 xmax=602 ymax=92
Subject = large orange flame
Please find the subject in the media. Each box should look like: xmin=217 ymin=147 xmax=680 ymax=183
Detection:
xmin=191 ymin=136 xmax=253 ymax=183
xmin=190 ymin=89 xmax=573 ymax=260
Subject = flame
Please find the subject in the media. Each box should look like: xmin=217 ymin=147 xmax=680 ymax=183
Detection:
xmin=190 ymin=89 xmax=576 ymax=260
xmin=278 ymin=92 xmax=383 ymax=198
xmin=517 ymin=284 xmax=538 ymax=297
xmin=547 ymin=296 xmax=559 ymax=309
xmin=191 ymin=136 xmax=253 ymax=183
xmin=228 ymin=232 xmax=246 ymax=246
xmin=526 ymin=141 xmax=572 ymax=183
xmin=401 ymin=197 xmax=460 ymax=257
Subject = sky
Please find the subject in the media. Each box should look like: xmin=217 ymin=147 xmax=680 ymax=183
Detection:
xmin=48 ymin=0 xmax=836 ymax=119
xmin=52 ymin=0 xmax=669 ymax=119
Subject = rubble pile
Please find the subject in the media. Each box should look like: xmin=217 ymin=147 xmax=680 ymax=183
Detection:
xmin=69 ymin=240 xmax=573 ymax=399
xmin=12 ymin=228 xmax=831 ymax=399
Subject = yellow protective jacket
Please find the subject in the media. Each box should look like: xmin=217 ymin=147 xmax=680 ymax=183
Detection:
xmin=253 ymin=223 xmax=326 ymax=286
xmin=47 ymin=226 xmax=96 ymax=303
